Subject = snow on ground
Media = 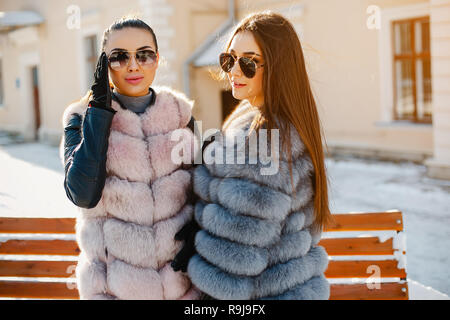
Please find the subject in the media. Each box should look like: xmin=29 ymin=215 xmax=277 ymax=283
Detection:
xmin=0 ymin=142 xmax=78 ymax=218
xmin=326 ymin=156 xmax=450 ymax=298
xmin=408 ymin=279 xmax=449 ymax=300
xmin=0 ymin=142 xmax=449 ymax=299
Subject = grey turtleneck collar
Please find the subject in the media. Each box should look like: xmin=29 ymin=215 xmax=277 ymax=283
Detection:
xmin=112 ymin=88 xmax=155 ymax=114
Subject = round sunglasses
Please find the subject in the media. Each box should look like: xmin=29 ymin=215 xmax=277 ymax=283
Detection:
xmin=219 ymin=52 xmax=264 ymax=78
xmin=107 ymin=49 xmax=158 ymax=71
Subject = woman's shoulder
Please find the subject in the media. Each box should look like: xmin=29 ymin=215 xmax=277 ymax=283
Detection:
xmin=153 ymin=86 xmax=194 ymax=112
xmin=222 ymin=104 xmax=308 ymax=161
xmin=151 ymin=86 xmax=194 ymax=128
xmin=222 ymin=101 xmax=259 ymax=136
xmin=62 ymin=90 xmax=91 ymax=127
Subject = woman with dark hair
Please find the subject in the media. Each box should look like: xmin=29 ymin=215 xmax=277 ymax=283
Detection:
xmin=172 ymin=11 xmax=332 ymax=300
xmin=60 ymin=16 xmax=200 ymax=300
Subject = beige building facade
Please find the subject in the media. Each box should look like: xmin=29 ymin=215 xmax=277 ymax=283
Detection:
xmin=0 ymin=0 xmax=449 ymax=179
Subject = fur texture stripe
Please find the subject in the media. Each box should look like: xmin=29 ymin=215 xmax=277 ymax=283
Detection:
xmin=197 ymin=202 xmax=281 ymax=247
xmin=195 ymin=230 xmax=269 ymax=276
xmin=102 ymin=177 xmax=155 ymax=226
xmin=159 ymin=263 xmax=191 ymax=299
xmin=151 ymin=170 xmax=191 ymax=223
xmin=110 ymin=100 xmax=144 ymax=138
xmin=253 ymin=246 xmax=329 ymax=298
xmin=187 ymin=254 xmax=255 ymax=300
xmin=141 ymin=87 xmax=193 ymax=136
xmin=146 ymin=129 xmax=193 ymax=181
xmin=76 ymin=216 xmax=108 ymax=263
xmin=180 ymin=286 xmax=202 ymax=300
xmin=62 ymin=87 xmax=199 ymax=300
xmin=282 ymin=210 xmax=307 ymax=234
xmin=153 ymin=204 xmax=193 ymax=268
xmin=103 ymin=218 xmax=159 ymax=269
xmin=207 ymin=156 xmax=314 ymax=196
xmin=188 ymin=101 xmax=330 ymax=300
xmin=266 ymin=230 xmax=312 ymax=265
xmin=216 ymin=178 xmax=291 ymax=220
xmin=106 ymin=130 xmax=153 ymax=183
xmin=259 ymin=275 xmax=330 ymax=300
xmin=107 ymin=259 xmax=164 ymax=300
xmin=76 ymin=253 xmax=108 ymax=299
xmin=193 ymin=165 xmax=213 ymax=202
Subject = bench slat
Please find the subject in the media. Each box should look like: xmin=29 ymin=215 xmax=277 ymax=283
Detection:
xmin=0 ymin=260 xmax=77 ymax=278
xmin=0 ymin=218 xmax=76 ymax=234
xmin=329 ymin=282 xmax=409 ymax=300
xmin=0 ymin=212 xmax=403 ymax=234
xmin=0 ymin=237 xmax=395 ymax=257
xmin=0 ymin=281 xmax=79 ymax=299
xmin=325 ymin=211 xmax=403 ymax=232
xmin=0 ymin=259 xmax=406 ymax=279
xmin=0 ymin=239 xmax=80 ymax=256
xmin=0 ymin=281 xmax=408 ymax=300
xmin=325 ymin=260 xmax=406 ymax=278
xmin=319 ymin=237 xmax=394 ymax=255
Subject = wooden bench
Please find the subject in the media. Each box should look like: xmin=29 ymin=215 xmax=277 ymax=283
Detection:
xmin=320 ymin=210 xmax=408 ymax=300
xmin=0 ymin=210 xmax=408 ymax=300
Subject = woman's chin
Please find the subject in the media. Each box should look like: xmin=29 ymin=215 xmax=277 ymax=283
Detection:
xmin=231 ymin=89 xmax=247 ymax=101
xmin=119 ymin=83 xmax=150 ymax=96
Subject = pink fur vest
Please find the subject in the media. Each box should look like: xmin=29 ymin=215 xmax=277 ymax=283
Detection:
xmin=61 ymin=87 xmax=200 ymax=300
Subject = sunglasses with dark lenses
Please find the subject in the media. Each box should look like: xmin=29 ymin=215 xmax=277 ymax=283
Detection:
xmin=219 ymin=52 xmax=264 ymax=78
xmin=108 ymin=49 xmax=157 ymax=70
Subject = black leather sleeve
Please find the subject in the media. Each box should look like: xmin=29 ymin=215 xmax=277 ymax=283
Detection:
xmin=63 ymin=107 xmax=115 ymax=209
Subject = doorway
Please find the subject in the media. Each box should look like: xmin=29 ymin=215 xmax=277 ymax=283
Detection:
xmin=221 ymin=90 xmax=239 ymax=122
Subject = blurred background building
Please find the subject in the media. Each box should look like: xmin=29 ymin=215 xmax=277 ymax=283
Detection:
xmin=0 ymin=0 xmax=449 ymax=179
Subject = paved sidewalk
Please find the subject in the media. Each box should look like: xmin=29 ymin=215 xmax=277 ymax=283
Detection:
xmin=0 ymin=142 xmax=78 ymax=218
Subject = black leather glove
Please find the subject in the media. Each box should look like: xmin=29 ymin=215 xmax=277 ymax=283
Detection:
xmin=171 ymin=219 xmax=200 ymax=272
xmin=89 ymin=52 xmax=113 ymax=112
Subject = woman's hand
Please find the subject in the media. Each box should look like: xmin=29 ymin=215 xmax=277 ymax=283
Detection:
xmin=89 ymin=52 xmax=113 ymax=111
xmin=171 ymin=219 xmax=200 ymax=272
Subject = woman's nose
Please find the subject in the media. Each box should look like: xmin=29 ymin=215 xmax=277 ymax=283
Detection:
xmin=230 ymin=59 xmax=243 ymax=77
xmin=127 ymin=55 xmax=140 ymax=71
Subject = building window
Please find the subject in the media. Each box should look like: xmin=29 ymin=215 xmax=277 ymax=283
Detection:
xmin=0 ymin=58 xmax=4 ymax=106
xmin=84 ymin=35 xmax=98 ymax=88
xmin=392 ymin=16 xmax=432 ymax=123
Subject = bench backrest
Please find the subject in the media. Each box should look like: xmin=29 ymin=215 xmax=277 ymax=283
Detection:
xmin=320 ymin=210 xmax=408 ymax=300
xmin=0 ymin=210 xmax=408 ymax=300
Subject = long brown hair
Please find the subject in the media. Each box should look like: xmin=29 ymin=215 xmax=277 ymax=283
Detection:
xmin=223 ymin=11 xmax=332 ymax=232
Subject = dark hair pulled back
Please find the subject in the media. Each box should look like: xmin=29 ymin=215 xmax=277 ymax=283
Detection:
xmin=101 ymin=15 xmax=158 ymax=52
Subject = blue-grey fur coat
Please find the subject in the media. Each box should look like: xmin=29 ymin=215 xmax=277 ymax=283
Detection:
xmin=187 ymin=102 xmax=330 ymax=300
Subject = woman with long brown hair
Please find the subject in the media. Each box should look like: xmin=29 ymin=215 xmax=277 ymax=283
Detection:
xmin=172 ymin=11 xmax=332 ymax=300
